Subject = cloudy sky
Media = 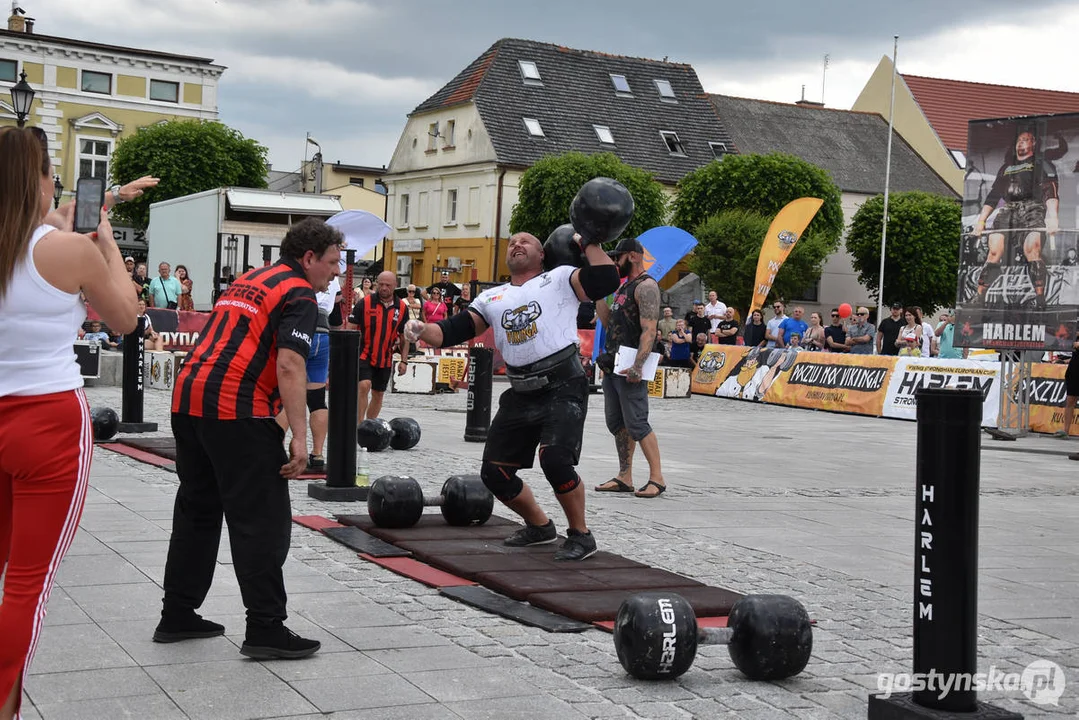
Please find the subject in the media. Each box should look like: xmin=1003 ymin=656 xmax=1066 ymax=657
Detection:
xmin=32 ymin=0 xmax=1079 ymax=174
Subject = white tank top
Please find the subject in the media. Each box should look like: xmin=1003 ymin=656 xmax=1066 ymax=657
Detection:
xmin=0 ymin=224 xmax=87 ymax=397
xmin=470 ymin=264 xmax=581 ymax=368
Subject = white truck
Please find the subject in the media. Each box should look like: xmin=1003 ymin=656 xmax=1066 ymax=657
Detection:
xmin=146 ymin=187 xmax=344 ymax=310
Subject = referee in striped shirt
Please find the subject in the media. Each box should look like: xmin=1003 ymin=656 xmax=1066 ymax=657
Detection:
xmin=157 ymin=218 xmax=342 ymax=660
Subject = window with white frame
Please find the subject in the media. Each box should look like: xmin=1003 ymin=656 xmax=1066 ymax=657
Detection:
xmin=654 ymin=79 xmax=676 ymax=100
xmin=709 ymin=141 xmax=728 ymax=159
xmin=594 ymin=125 xmax=615 ymax=144
xmin=443 ymin=119 xmax=456 ymax=147
xmin=81 ymin=70 xmax=111 ymax=95
xmin=398 ymin=193 xmax=410 ymax=226
xmin=446 ymin=188 xmax=458 ymax=223
xmin=78 ymin=137 xmax=112 ymax=180
xmin=518 ymin=60 xmax=542 ymax=84
xmin=523 ymin=117 xmax=544 ymax=137
xmin=150 ymin=79 xmax=179 ymax=103
xmin=610 ymin=74 xmax=631 ymax=95
xmin=660 ymin=130 xmax=686 ymax=156
xmin=427 ymin=122 xmax=439 ymax=151
xmin=0 ymin=59 xmax=16 ymax=83
xmin=416 ymin=192 xmax=429 ymax=228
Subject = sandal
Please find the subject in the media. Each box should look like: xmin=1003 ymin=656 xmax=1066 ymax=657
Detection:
xmin=634 ymin=480 xmax=667 ymax=498
xmin=595 ymin=478 xmax=634 ymax=492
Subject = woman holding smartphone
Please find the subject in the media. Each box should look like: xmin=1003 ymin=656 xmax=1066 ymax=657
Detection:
xmin=0 ymin=127 xmax=137 ymax=720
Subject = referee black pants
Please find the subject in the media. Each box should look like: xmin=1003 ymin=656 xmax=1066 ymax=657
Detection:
xmin=162 ymin=413 xmax=292 ymax=630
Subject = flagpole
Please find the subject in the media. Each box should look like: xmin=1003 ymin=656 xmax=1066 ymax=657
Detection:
xmin=876 ymin=35 xmax=898 ymax=351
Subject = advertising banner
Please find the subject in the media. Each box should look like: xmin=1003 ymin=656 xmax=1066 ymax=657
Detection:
xmin=761 ymin=352 xmax=896 ymax=417
xmin=747 ymin=197 xmax=824 ymax=315
xmin=1014 ymin=362 xmax=1079 ymax=435
xmin=882 ymin=358 xmax=1002 ymax=426
xmin=689 ymin=344 xmax=750 ymax=395
xmin=955 ymin=112 xmax=1079 ymax=351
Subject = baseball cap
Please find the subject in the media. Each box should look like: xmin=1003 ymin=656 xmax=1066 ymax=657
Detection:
xmin=890 ymin=301 xmax=903 ymax=310
xmin=607 ymin=237 xmax=644 ymax=258
xmin=124 ymin=256 xmax=135 ymax=262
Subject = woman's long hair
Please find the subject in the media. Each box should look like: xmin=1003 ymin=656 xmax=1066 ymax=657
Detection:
xmin=0 ymin=126 xmax=50 ymax=302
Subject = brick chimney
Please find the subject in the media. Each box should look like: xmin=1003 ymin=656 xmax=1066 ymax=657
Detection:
xmin=7 ymin=2 xmax=31 ymax=33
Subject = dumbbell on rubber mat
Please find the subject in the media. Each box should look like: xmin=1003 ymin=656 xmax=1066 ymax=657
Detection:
xmin=613 ymin=591 xmax=812 ymax=681
xmin=368 ymin=475 xmax=494 ymax=528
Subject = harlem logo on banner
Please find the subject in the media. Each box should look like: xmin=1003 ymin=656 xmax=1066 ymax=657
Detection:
xmin=882 ymin=359 xmax=1002 ymax=426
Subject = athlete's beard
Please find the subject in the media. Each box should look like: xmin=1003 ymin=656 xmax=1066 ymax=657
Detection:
xmin=618 ymin=259 xmax=632 ymax=278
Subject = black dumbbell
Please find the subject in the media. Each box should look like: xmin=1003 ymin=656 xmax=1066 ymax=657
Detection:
xmin=90 ymin=406 xmax=119 ymax=442
xmin=367 ymin=475 xmax=494 ymax=529
xmin=613 ymin=592 xmax=812 ymax=681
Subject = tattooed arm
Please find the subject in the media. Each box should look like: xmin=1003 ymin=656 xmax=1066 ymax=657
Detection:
xmin=627 ymin=279 xmax=660 ymax=383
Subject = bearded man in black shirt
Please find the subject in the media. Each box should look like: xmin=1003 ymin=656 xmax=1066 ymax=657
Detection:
xmin=971 ymin=129 xmax=1060 ymax=309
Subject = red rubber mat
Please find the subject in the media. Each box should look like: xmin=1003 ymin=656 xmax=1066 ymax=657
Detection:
xmin=360 ymin=555 xmax=476 ymax=588
xmin=395 ymin=538 xmax=561 ymax=557
xmin=114 ymin=437 xmax=177 ymax=461
xmin=529 ymin=585 xmax=743 ymax=624
xmin=475 ymin=567 xmax=703 ymax=602
xmin=592 ymin=615 xmax=729 ymax=632
xmin=292 ymin=515 xmax=345 ymax=531
xmin=99 ymin=442 xmax=175 ymax=470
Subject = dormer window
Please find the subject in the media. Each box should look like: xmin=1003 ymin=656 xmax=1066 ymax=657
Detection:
xmin=709 ymin=141 xmax=728 ymax=159
xmin=523 ymin=117 xmax=545 ymax=137
xmin=654 ymin=79 xmax=676 ymax=101
xmin=518 ymin=60 xmax=542 ymax=85
xmin=610 ymin=74 xmax=631 ymax=95
xmin=660 ymin=131 xmax=686 ymax=156
xmin=594 ymin=125 xmax=615 ymax=144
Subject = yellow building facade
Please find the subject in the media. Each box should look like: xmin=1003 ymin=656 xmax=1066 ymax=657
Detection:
xmin=0 ymin=13 xmax=223 ymax=255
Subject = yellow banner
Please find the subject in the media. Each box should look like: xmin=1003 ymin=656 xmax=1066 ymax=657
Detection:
xmin=690 ymin=345 xmax=751 ymax=395
xmin=748 ymin=197 xmax=825 ymax=315
xmin=1020 ymin=363 xmax=1079 ymax=435
xmin=761 ymin=352 xmax=896 ymax=417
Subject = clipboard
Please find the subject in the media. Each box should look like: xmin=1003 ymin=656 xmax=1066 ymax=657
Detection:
xmin=613 ymin=345 xmax=661 ymax=381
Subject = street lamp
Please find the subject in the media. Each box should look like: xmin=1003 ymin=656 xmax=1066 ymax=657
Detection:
xmin=53 ymin=175 xmax=63 ymax=208
xmin=9 ymin=71 xmax=35 ymax=128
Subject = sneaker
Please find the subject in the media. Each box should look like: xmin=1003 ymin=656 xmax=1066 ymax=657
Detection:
xmin=152 ymin=611 xmax=225 ymax=643
xmin=240 ymin=624 xmax=321 ymax=660
xmin=503 ymin=519 xmax=557 ymax=547
xmin=305 ymin=455 xmax=325 ymax=474
xmin=554 ymin=529 xmax=597 ymax=561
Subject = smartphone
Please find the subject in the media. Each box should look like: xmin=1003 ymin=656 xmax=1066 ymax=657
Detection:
xmin=74 ymin=177 xmax=106 ymax=235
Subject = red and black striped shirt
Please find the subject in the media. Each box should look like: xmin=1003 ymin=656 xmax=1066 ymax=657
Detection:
xmin=349 ymin=294 xmax=408 ymax=367
xmin=172 ymin=258 xmax=318 ymax=419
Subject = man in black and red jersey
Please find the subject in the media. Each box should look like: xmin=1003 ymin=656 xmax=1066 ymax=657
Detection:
xmin=971 ymin=128 xmax=1060 ymax=309
xmin=349 ymin=270 xmax=409 ymax=421
xmin=156 ymin=217 xmax=343 ymax=661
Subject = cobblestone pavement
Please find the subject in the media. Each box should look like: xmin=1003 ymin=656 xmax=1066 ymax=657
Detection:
xmin=18 ymin=380 xmax=1078 ymax=719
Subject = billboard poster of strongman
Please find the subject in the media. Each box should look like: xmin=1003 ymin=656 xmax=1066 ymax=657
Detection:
xmin=955 ymin=112 xmax=1079 ymax=351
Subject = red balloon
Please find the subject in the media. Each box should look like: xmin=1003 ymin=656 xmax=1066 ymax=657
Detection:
xmin=838 ymin=303 xmax=852 ymax=319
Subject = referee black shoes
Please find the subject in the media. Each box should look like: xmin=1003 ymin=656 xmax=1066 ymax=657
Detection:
xmin=240 ymin=623 xmax=321 ymax=660
xmin=503 ymin=519 xmax=558 ymax=546
xmin=152 ymin=611 xmax=225 ymax=643
xmin=554 ymin=529 xmax=597 ymax=562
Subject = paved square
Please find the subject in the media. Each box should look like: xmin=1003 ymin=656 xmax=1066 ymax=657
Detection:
xmin=12 ymin=381 xmax=1076 ymax=718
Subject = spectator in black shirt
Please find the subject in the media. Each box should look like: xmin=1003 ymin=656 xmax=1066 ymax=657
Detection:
xmin=876 ymin=302 xmax=904 ymax=356
xmin=716 ymin=308 xmax=739 ymax=345
xmin=426 ymin=271 xmax=460 ymax=306
xmin=825 ymin=309 xmax=848 ymax=352
xmin=743 ymin=309 xmax=766 ymax=347
xmin=686 ymin=301 xmax=711 ymax=343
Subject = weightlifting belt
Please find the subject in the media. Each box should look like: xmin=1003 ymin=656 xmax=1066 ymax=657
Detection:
xmin=505 ymin=344 xmax=584 ymax=394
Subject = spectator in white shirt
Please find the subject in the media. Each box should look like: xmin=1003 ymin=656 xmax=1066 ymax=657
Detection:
xmin=765 ymin=300 xmax=788 ymax=349
xmin=704 ymin=291 xmax=727 ymax=334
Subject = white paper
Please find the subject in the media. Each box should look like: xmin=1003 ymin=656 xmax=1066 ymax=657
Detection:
xmin=613 ymin=345 xmax=661 ymax=381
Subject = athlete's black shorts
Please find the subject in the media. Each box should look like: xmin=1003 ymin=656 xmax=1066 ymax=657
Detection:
xmin=358 ymin=359 xmax=392 ymax=392
xmin=993 ymin=201 xmax=1046 ymax=251
xmin=1066 ymin=352 xmax=1079 ymax=397
xmin=482 ymin=376 xmax=589 ymax=469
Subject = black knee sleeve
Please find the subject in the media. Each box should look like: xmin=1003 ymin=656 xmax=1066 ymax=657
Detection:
xmin=538 ymin=445 xmax=580 ymax=495
xmin=978 ymin=262 xmax=1001 ymax=292
xmin=1028 ymin=259 xmax=1048 ymax=292
xmin=480 ymin=461 xmax=524 ymax=502
xmin=306 ymin=387 xmax=326 ymax=412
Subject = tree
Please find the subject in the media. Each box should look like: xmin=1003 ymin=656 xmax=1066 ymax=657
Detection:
xmin=688 ymin=209 xmax=829 ymax=314
xmin=109 ymin=120 xmax=269 ymax=229
xmin=509 ymin=152 xmax=668 ymax=244
xmin=671 ymin=153 xmax=845 ymax=306
xmin=845 ymin=191 xmax=962 ymax=311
